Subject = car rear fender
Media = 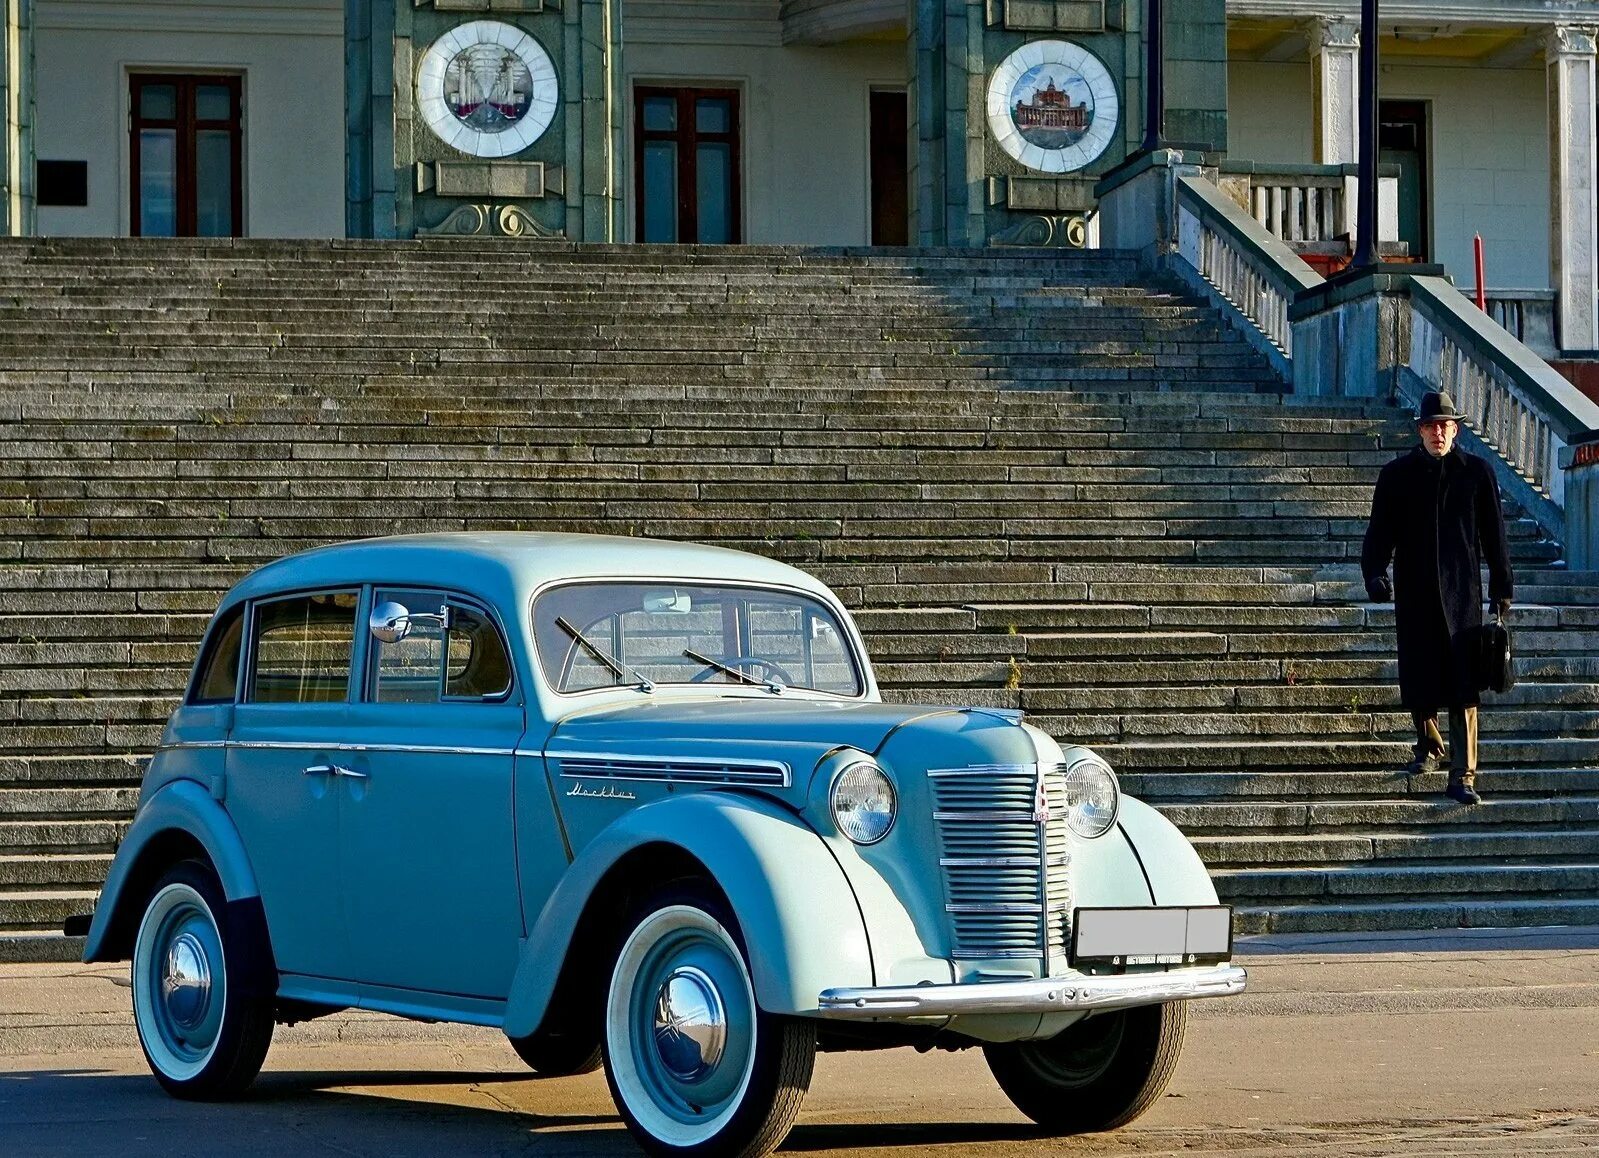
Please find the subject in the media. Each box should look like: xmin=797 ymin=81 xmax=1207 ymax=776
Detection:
xmin=502 ymin=792 xmax=872 ymax=1039
xmin=82 ymin=778 xmax=261 ymax=963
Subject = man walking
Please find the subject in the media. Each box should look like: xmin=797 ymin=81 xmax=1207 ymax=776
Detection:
xmin=1362 ymin=390 xmax=1513 ymax=805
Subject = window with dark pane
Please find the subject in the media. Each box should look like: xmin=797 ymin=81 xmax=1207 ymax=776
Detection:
xmin=190 ymin=605 xmax=245 ymax=704
xmin=445 ymin=605 xmax=514 ymax=699
xmin=634 ymin=86 xmax=740 ymax=244
xmin=130 ymin=74 xmax=242 ymax=238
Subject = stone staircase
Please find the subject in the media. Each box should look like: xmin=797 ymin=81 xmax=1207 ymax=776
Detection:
xmin=0 ymin=238 xmax=1594 ymax=961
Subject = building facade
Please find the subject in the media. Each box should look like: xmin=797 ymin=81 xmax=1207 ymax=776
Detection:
xmin=1 ymin=0 xmax=1595 ymax=352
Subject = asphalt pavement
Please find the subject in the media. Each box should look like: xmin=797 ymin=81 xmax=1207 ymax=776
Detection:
xmin=2 ymin=927 xmax=1597 ymax=1156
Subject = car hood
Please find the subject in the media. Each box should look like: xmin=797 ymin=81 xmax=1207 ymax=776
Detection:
xmin=544 ymin=695 xmax=951 ymax=788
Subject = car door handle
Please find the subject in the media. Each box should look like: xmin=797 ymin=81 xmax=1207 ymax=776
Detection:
xmin=303 ymin=764 xmax=367 ymax=779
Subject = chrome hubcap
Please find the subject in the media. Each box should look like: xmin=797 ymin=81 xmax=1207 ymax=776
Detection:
xmin=162 ymin=931 xmax=212 ymax=1029
xmin=652 ymin=965 xmax=727 ymax=1082
xmin=133 ymin=883 xmax=227 ymax=1079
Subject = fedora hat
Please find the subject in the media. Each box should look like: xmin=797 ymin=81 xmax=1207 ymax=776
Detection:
xmin=1416 ymin=390 xmax=1464 ymax=424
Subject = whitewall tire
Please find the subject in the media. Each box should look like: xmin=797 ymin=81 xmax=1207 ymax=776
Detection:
xmin=130 ymin=860 xmax=275 ymax=1099
xmin=603 ymin=885 xmax=814 ymax=1158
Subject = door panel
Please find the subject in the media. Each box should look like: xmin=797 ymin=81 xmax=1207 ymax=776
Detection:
xmin=339 ymin=703 xmax=526 ymax=999
xmin=225 ymin=707 xmax=349 ymax=980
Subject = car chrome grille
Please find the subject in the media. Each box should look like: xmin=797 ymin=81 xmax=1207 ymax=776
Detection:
xmin=929 ymin=763 xmax=1071 ymax=963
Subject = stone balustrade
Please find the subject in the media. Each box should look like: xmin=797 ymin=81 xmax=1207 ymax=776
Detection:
xmin=1214 ymin=162 xmax=1399 ymax=254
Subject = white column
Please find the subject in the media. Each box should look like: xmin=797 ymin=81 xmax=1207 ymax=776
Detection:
xmin=1311 ymin=17 xmax=1360 ymax=166
xmin=1548 ymin=25 xmax=1599 ymax=352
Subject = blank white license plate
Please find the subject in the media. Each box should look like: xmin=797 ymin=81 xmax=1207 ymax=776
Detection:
xmin=1072 ymin=906 xmax=1233 ymax=965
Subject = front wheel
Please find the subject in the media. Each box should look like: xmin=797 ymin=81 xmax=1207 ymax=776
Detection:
xmin=984 ymin=1001 xmax=1188 ymax=1134
xmin=508 ymin=1027 xmax=603 ymax=1077
xmin=130 ymin=860 xmax=275 ymax=1099
xmin=603 ymin=884 xmax=815 ymax=1158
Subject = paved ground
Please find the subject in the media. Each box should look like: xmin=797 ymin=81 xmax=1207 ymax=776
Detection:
xmin=3 ymin=928 xmax=1598 ymax=1156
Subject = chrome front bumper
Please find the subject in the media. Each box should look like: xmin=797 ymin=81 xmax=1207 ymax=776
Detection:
xmin=816 ymin=963 xmax=1247 ymax=1020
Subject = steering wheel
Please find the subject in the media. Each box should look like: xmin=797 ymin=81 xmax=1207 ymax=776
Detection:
xmin=689 ymin=655 xmax=796 ymax=686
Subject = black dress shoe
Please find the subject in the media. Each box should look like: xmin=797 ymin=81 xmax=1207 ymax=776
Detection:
xmin=1445 ymin=780 xmax=1481 ymax=805
xmin=1405 ymin=751 xmax=1445 ymax=776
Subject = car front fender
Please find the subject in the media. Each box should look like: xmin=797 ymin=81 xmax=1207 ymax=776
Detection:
xmin=1111 ymin=795 xmax=1222 ymax=907
xmin=502 ymin=792 xmax=873 ymax=1039
xmin=82 ymin=778 xmax=261 ymax=963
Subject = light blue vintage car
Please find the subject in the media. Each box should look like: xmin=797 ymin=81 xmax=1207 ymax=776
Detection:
xmin=78 ymin=532 xmax=1245 ymax=1157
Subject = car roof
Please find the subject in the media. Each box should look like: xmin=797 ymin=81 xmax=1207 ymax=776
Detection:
xmin=218 ymin=532 xmax=837 ymax=613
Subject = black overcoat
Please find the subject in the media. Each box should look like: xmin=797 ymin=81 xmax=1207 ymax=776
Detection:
xmin=1361 ymin=446 xmax=1514 ymax=712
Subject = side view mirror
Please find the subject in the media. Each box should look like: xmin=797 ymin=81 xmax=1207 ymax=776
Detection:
xmin=370 ymin=601 xmax=451 ymax=644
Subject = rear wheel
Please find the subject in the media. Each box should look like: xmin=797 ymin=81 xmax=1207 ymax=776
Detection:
xmin=130 ymin=860 xmax=275 ymax=1099
xmin=603 ymin=883 xmax=815 ymax=1158
xmin=984 ymin=1001 xmax=1187 ymax=1133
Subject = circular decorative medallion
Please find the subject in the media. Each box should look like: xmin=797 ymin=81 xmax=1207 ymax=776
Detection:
xmin=416 ymin=21 xmax=558 ymax=158
xmin=986 ymin=40 xmax=1119 ymax=174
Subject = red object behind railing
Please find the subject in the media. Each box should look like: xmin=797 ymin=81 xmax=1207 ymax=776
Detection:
xmin=1474 ymin=234 xmax=1487 ymax=311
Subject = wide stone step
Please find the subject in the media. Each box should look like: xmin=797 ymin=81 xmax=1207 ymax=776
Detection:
xmin=0 ymin=853 xmax=113 ymax=888
xmin=1212 ymin=860 xmax=1599 ymax=901
xmin=1124 ymin=767 xmax=1599 ymax=800
xmin=0 ymin=931 xmax=84 ymax=962
xmin=0 ymin=818 xmax=129 ymax=853
xmin=1232 ymin=896 xmax=1599 ymax=935
xmin=0 ymin=889 xmax=99 ymax=931
xmin=1101 ymin=736 xmax=1599 ymax=771
xmin=1161 ymin=794 xmax=1599 ymax=834
xmin=1193 ymin=827 xmax=1599 ymax=868
xmin=0 ymin=788 xmax=139 ymax=817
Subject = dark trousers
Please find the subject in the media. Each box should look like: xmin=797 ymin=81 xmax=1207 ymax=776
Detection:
xmin=1412 ymin=707 xmax=1479 ymax=782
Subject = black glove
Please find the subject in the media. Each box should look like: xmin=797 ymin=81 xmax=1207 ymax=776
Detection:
xmin=1366 ymin=575 xmax=1393 ymax=602
xmin=1495 ymin=598 xmax=1511 ymax=619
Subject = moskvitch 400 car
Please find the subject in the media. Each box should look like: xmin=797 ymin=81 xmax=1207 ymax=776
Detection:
xmin=75 ymin=532 xmax=1245 ymax=1157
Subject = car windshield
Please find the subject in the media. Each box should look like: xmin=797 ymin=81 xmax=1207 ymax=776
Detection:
xmin=533 ymin=582 xmax=863 ymax=696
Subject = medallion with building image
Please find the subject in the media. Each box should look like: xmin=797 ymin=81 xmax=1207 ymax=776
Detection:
xmin=417 ymin=21 xmax=559 ymax=159
xmin=987 ymin=40 xmax=1119 ymax=174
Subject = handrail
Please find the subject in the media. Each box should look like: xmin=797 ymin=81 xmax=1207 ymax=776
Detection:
xmin=1406 ymin=275 xmax=1599 ymax=512
xmin=1174 ymin=174 xmax=1321 ymax=365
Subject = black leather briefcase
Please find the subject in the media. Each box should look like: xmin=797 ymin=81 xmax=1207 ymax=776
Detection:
xmin=1470 ymin=614 xmax=1515 ymax=695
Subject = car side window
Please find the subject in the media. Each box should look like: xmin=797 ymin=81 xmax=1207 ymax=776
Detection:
xmin=248 ymin=591 xmax=358 ymax=704
xmin=370 ymin=589 xmax=512 ymax=704
xmin=445 ymin=605 xmax=513 ymax=699
xmin=189 ymin=605 xmax=245 ymax=704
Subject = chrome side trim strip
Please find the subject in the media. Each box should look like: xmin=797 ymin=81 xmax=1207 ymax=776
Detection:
xmin=545 ymin=749 xmax=792 ymax=788
xmin=816 ymin=964 xmax=1248 ymax=1020
xmin=158 ymin=740 xmax=515 ymax=758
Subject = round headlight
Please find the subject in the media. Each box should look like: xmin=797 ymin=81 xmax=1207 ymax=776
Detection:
xmin=830 ymin=761 xmax=896 ymax=845
xmin=1063 ymin=755 xmax=1119 ymax=838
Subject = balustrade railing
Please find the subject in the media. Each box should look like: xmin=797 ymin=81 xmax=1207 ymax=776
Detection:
xmin=1173 ymin=174 xmax=1321 ymax=372
xmin=1406 ymin=277 xmax=1599 ymax=512
xmin=1215 ymin=162 xmax=1399 ymax=253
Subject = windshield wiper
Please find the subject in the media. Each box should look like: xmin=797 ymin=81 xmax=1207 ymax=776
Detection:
xmin=682 ymin=649 xmax=785 ymax=694
xmin=556 ymin=616 xmax=654 ymax=692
